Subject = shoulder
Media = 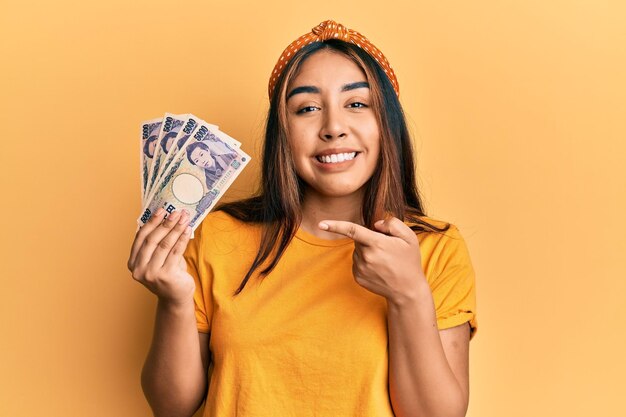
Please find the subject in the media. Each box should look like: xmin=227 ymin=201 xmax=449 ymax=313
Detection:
xmin=412 ymin=217 xmax=477 ymax=337
xmin=405 ymin=215 xmax=461 ymax=241
xmin=197 ymin=210 xmax=258 ymax=236
xmin=193 ymin=210 xmax=262 ymax=253
xmin=408 ymin=216 xmax=471 ymax=270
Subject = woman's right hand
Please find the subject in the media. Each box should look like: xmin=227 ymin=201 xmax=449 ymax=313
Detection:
xmin=127 ymin=208 xmax=195 ymax=306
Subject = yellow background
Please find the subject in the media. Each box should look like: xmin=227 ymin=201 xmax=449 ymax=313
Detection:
xmin=1 ymin=1 xmax=625 ymax=416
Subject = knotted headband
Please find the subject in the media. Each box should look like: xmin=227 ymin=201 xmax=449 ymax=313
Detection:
xmin=268 ymin=20 xmax=399 ymax=99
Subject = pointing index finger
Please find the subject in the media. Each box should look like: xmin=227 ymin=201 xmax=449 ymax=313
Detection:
xmin=319 ymin=220 xmax=376 ymax=246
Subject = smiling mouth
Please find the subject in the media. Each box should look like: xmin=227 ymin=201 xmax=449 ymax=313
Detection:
xmin=315 ymin=152 xmax=358 ymax=164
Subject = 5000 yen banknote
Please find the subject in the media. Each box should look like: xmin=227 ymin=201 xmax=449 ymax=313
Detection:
xmin=147 ymin=115 xmax=200 ymax=207
xmin=138 ymin=122 xmax=250 ymax=234
xmin=145 ymin=113 xmax=188 ymax=204
xmin=142 ymin=115 xmax=219 ymax=209
xmin=140 ymin=117 xmax=163 ymax=203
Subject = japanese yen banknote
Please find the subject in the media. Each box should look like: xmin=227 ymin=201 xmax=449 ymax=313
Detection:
xmin=138 ymin=113 xmax=250 ymax=237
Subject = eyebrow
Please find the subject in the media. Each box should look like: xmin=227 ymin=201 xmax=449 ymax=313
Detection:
xmin=287 ymin=86 xmax=319 ymax=99
xmin=342 ymin=81 xmax=369 ymax=92
xmin=287 ymin=81 xmax=370 ymax=100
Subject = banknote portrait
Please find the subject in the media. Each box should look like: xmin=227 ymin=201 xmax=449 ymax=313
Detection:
xmin=143 ymin=134 xmax=158 ymax=158
xmin=160 ymin=131 xmax=179 ymax=154
xmin=176 ymin=135 xmax=190 ymax=152
xmin=186 ymin=141 xmax=238 ymax=190
xmin=137 ymin=115 xmax=250 ymax=232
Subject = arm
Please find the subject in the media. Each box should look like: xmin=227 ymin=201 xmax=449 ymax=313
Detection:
xmin=387 ymin=284 xmax=470 ymax=417
xmin=141 ymin=303 xmax=210 ymax=417
xmin=128 ymin=208 xmax=211 ymax=417
xmin=319 ymin=218 xmax=473 ymax=417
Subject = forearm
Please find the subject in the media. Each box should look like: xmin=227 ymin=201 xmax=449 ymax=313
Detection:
xmin=142 ymin=299 xmax=206 ymax=417
xmin=387 ymin=280 xmax=467 ymax=417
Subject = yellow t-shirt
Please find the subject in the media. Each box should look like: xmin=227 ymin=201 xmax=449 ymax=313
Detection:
xmin=184 ymin=211 xmax=477 ymax=417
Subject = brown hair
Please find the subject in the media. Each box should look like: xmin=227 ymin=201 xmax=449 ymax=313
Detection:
xmin=219 ymin=39 xmax=449 ymax=294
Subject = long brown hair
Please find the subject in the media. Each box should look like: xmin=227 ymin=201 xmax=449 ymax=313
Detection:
xmin=219 ymin=40 xmax=450 ymax=294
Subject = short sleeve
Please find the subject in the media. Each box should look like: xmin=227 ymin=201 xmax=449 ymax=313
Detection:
xmin=428 ymin=225 xmax=478 ymax=339
xmin=183 ymin=223 xmax=213 ymax=334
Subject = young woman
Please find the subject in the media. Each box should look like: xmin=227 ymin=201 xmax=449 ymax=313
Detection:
xmin=128 ymin=20 xmax=477 ymax=417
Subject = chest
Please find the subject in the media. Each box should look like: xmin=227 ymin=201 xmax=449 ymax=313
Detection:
xmin=208 ymin=242 xmax=389 ymax=362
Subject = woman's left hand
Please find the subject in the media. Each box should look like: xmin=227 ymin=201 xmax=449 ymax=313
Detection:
xmin=319 ymin=217 xmax=427 ymax=303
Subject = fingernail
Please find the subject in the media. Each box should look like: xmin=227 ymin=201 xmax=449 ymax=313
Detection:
xmin=156 ymin=208 xmax=165 ymax=216
xmin=319 ymin=222 xmax=329 ymax=231
xmin=169 ymin=210 xmax=180 ymax=220
xmin=185 ymin=226 xmax=192 ymax=235
xmin=179 ymin=211 xmax=189 ymax=224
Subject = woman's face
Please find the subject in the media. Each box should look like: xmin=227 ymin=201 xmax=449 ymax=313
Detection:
xmin=285 ymin=50 xmax=380 ymax=199
xmin=190 ymin=146 xmax=216 ymax=169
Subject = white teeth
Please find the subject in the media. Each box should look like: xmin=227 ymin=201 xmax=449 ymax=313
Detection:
xmin=317 ymin=152 xmax=357 ymax=164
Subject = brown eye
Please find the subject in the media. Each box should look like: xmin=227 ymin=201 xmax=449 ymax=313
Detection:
xmin=297 ymin=106 xmax=319 ymax=114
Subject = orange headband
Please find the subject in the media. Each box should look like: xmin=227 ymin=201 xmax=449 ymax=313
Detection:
xmin=268 ymin=20 xmax=400 ymax=99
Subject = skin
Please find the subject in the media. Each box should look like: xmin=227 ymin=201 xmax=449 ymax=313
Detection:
xmin=291 ymin=50 xmax=471 ymax=417
xmin=129 ymin=49 xmax=470 ymax=417
xmin=285 ymin=51 xmax=381 ymax=240
xmin=319 ymin=219 xmax=470 ymax=417
xmin=128 ymin=209 xmax=209 ymax=416
xmin=286 ymin=52 xmax=380 ymax=206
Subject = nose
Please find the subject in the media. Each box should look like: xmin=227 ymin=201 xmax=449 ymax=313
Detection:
xmin=319 ymin=105 xmax=347 ymax=141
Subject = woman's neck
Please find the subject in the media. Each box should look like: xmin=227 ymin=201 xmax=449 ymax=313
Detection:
xmin=299 ymin=189 xmax=364 ymax=240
